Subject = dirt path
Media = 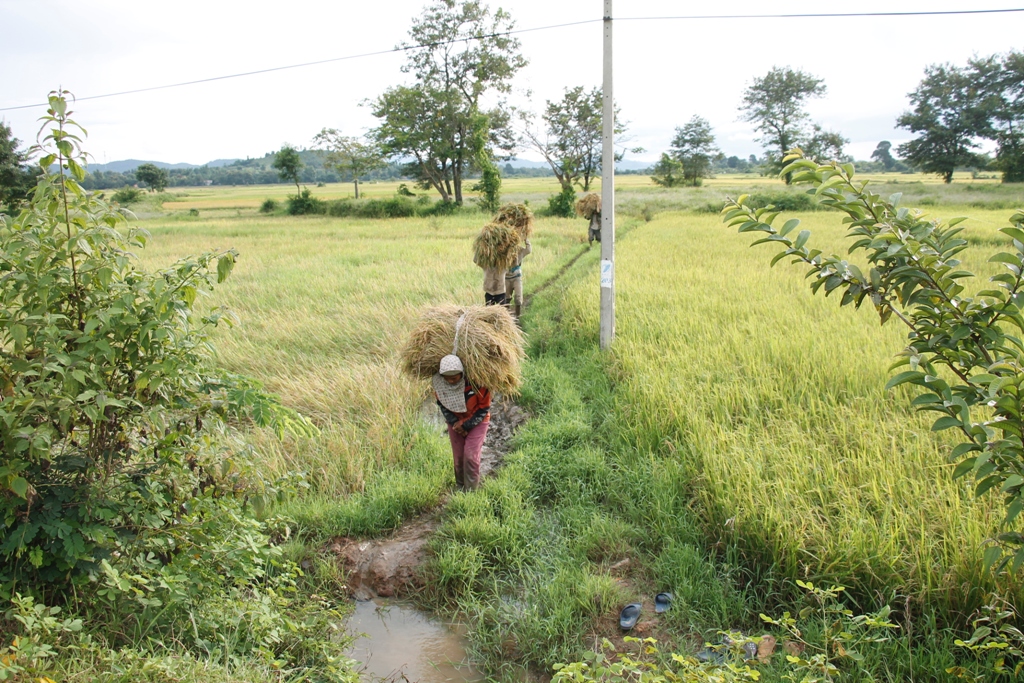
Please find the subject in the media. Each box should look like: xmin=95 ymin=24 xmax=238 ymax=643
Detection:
xmin=330 ymin=396 xmax=529 ymax=600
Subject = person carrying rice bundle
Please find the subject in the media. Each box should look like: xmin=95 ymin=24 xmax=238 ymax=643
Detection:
xmin=504 ymin=239 xmax=531 ymax=319
xmin=401 ymin=305 xmax=525 ymax=491
xmin=473 ymin=222 xmax=520 ymax=306
xmin=432 ymin=354 xmax=490 ymax=491
xmin=494 ymin=203 xmax=534 ymax=320
xmin=576 ymin=193 xmax=601 ymax=246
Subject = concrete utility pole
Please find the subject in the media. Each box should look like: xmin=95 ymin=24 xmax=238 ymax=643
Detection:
xmin=600 ymin=0 xmax=615 ymax=350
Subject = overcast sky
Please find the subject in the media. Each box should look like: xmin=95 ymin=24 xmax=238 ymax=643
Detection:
xmin=2 ymin=0 xmax=1022 ymax=167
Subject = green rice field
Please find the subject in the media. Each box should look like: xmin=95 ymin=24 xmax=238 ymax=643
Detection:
xmin=55 ymin=174 xmax=1024 ymax=680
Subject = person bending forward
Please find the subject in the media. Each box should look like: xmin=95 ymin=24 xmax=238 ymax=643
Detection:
xmin=433 ymin=354 xmax=491 ymax=490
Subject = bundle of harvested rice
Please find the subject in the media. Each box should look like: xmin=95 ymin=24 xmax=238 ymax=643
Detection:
xmin=472 ymin=222 xmax=520 ymax=270
xmin=400 ymin=304 xmax=525 ymax=396
xmin=575 ymin=193 xmax=601 ymax=220
xmin=494 ymin=203 xmax=534 ymax=239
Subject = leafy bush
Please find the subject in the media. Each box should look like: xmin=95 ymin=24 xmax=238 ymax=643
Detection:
xmin=259 ymin=198 xmax=277 ymax=213
xmin=0 ymin=91 xmax=313 ymax=592
xmin=111 ymin=185 xmax=142 ymax=204
xmin=423 ymin=198 xmax=460 ymax=216
xmin=287 ymin=188 xmax=325 ymax=215
xmin=397 ymin=183 xmax=416 ymax=197
xmin=745 ymin=189 xmax=818 ymax=212
xmin=0 ymin=88 xmax=354 ymax=680
xmin=472 ymin=161 xmax=502 ymax=213
xmin=325 ymin=196 xmax=457 ymax=219
xmin=546 ymin=185 xmax=577 ymax=218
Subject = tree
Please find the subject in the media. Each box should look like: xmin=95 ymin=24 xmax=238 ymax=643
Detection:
xmin=272 ymin=145 xmax=303 ymax=195
xmin=134 ymin=162 xmax=168 ymax=193
xmin=669 ymin=116 xmax=719 ymax=186
xmin=524 ymin=85 xmax=629 ymax=192
xmin=0 ymin=121 xmax=34 ymax=211
xmin=801 ymin=124 xmax=849 ymax=164
xmin=650 ymin=153 xmax=685 ymax=187
xmin=972 ymin=51 xmax=1024 ymax=183
xmin=723 ymin=150 xmax=1024 ymax=573
xmin=312 ymin=129 xmax=385 ymax=199
xmin=469 ymin=112 xmax=501 ymax=212
xmin=871 ymin=141 xmax=897 ymax=170
xmin=897 ymin=63 xmax=989 ymax=184
xmin=739 ymin=67 xmax=826 ymax=182
xmin=371 ymin=0 xmax=526 ymax=204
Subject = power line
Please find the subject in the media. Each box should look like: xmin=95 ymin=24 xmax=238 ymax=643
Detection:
xmin=0 ymin=19 xmax=599 ymax=112
xmin=617 ymin=7 xmax=1024 ymax=21
xmin=2 ymin=7 xmax=1022 ymax=113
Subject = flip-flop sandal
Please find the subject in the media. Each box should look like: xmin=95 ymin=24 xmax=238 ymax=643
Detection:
xmin=619 ymin=602 xmax=642 ymax=630
xmin=696 ymin=646 xmax=725 ymax=664
xmin=654 ymin=592 xmax=673 ymax=614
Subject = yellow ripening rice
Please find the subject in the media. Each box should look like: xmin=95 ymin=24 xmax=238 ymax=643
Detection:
xmin=472 ymin=222 xmax=521 ymax=270
xmin=494 ymin=203 xmax=534 ymax=239
xmin=400 ymin=304 xmax=526 ymax=396
xmin=575 ymin=193 xmax=601 ymax=220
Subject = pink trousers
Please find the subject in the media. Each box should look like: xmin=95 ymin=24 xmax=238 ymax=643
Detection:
xmin=447 ymin=422 xmax=489 ymax=490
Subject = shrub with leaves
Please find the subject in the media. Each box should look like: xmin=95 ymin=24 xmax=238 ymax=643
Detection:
xmin=0 ymin=91 xmax=314 ymax=594
xmin=110 ymin=185 xmax=142 ymax=204
xmin=948 ymin=598 xmax=1024 ymax=680
xmin=547 ymin=185 xmax=577 ymax=218
xmin=552 ymin=637 xmax=760 ymax=683
xmin=721 ymin=150 xmax=1024 ymax=570
xmin=760 ymin=581 xmax=898 ymax=682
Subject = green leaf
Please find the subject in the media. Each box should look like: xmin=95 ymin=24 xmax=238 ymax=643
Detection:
xmin=952 ymin=458 xmax=977 ymax=480
xmin=10 ymin=323 xmax=27 ymax=348
xmin=1002 ymin=475 xmax=1024 ymax=492
xmin=779 ymin=218 xmax=800 ymax=237
xmin=217 ymin=254 xmax=235 ymax=283
xmin=950 ymin=442 xmax=979 ymax=460
xmin=977 ymin=475 xmax=1002 ymax=497
xmin=932 ymin=416 xmax=963 ymax=432
xmin=999 ymin=226 xmax=1024 ymax=243
xmin=990 ymin=252 xmax=1022 ymax=266
xmin=10 ymin=477 xmax=28 ymax=498
xmin=885 ymin=371 xmax=925 ymax=391
xmin=794 ymin=230 xmax=810 ymax=250
xmin=984 ymin=545 xmax=1003 ymax=573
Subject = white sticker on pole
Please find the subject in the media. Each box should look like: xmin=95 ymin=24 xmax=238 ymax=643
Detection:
xmin=600 ymin=259 xmax=613 ymax=288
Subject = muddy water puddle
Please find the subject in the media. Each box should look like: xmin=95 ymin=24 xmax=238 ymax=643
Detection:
xmin=346 ymin=598 xmax=484 ymax=683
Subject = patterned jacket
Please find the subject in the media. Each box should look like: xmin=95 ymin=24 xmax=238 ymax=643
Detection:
xmin=436 ymin=381 xmax=491 ymax=432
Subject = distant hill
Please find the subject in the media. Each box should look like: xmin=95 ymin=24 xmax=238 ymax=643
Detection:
xmin=84 ymin=158 xmax=240 ymax=173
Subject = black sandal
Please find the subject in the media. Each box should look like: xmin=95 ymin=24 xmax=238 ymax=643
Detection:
xmin=619 ymin=602 xmax=642 ymax=630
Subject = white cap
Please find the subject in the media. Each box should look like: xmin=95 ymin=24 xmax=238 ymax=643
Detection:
xmin=439 ymin=354 xmax=464 ymax=376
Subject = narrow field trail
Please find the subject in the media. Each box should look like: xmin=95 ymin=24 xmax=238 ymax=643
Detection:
xmin=328 ymin=235 xmax=604 ymax=601
xmin=330 ymin=397 xmax=529 ymax=600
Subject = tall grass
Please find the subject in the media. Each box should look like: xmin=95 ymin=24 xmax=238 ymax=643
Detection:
xmin=134 ymin=210 xmax=585 ymax=500
xmin=552 ymin=206 xmax=1023 ymax=622
xmin=121 ymin=184 xmax=1024 ymax=680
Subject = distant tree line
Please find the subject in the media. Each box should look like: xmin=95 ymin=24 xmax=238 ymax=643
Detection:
xmin=6 ymin=7 xmax=1023 ymax=216
xmin=79 ymin=149 xmax=408 ymax=191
